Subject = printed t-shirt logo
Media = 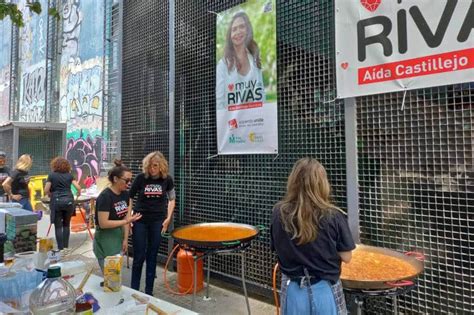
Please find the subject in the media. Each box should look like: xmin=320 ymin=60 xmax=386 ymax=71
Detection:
xmin=144 ymin=184 xmax=163 ymax=198
xmin=114 ymin=200 xmax=128 ymax=218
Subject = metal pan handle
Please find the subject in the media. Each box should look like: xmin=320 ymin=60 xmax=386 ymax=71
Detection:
xmin=222 ymin=240 xmax=241 ymax=246
xmin=161 ymin=232 xmax=171 ymax=239
xmin=256 ymin=225 xmax=268 ymax=239
xmin=405 ymin=251 xmax=425 ymax=261
xmin=385 ymin=279 xmax=414 ymax=287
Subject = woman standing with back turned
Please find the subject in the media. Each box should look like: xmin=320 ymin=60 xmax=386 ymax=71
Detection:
xmin=271 ymin=158 xmax=355 ymax=315
xmin=44 ymin=157 xmax=81 ymax=251
xmin=130 ymin=151 xmax=176 ymax=296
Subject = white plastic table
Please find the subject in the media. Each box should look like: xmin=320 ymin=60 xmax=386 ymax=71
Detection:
xmin=68 ymin=273 xmax=198 ymax=315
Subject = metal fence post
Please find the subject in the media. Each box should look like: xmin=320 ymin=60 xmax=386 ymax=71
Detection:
xmin=167 ymin=0 xmax=176 ymax=263
xmin=344 ymin=97 xmax=360 ymax=243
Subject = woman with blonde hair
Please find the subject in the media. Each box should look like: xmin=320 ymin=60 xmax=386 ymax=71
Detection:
xmin=44 ymin=157 xmax=82 ymax=251
xmin=2 ymin=154 xmax=33 ymax=211
xmin=129 ymin=151 xmax=175 ymax=295
xmin=271 ymin=158 xmax=355 ymax=315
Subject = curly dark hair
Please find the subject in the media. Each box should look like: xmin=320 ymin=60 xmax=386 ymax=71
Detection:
xmin=50 ymin=157 xmax=72 ymax=173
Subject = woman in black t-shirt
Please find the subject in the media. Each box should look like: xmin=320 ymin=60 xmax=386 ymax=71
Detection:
xmin=2 ymin=154 xmax=33 ymax=211
xmin=93 ymin=160 xmax=141 ymax=272
xmin=44 ymin=157 xmax=82 ymax=250
xmin=129 ymin=151 xmax=176 ymax=295
xmin=271 ymin=158 xmax=355 ymax=315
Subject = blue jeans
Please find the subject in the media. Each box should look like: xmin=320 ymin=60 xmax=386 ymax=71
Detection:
xmin=281 ymin=275 xmax=342 ymax=315
xmin=18 ymin=198 xmax=33 ymax=211
xmin=131 ymin=220 xmax=163 ymax=295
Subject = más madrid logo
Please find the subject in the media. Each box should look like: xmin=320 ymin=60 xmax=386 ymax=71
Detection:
xmin=229 ymin=134 xmax=245 ymax=144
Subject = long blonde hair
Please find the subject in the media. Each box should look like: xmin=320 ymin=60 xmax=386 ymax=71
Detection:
xmin=16 ymin=154 xmax=32 ymax=171
xmin=278 ymin=158 xmax=339 ymax=245
xmin=142 ymin=151 xmax=168 ymax=178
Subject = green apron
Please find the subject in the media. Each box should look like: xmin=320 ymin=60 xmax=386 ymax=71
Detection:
xmin=93 ymin=227 xmax=123 ymax=259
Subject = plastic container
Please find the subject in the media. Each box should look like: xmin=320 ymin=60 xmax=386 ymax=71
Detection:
xmin=50 ymin=260 xmax=87 ymax=280
xmin=29 ymin=266 xmax=77 ymax=314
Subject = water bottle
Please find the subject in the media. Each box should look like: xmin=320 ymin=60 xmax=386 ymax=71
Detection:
xmin=29 ymin=266 xmax=76 ymax=314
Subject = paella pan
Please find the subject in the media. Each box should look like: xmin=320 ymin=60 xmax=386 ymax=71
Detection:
xmin=170 ymin=222 xmax=261 ymax=250
xmin=341 ymin=244 xmax=424 ymax=289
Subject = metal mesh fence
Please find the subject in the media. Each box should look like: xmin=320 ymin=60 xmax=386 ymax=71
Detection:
xmin=104 ymin=0 xmax=121 ymax=161
xmin=122 ymin=0 xmax=347 ymax=290
xmin=357 ymin=85 xmax=474 ymax=314
xmin=121 ymin=1 xmax=473 ymax=313
xmin=0 ymin=129 xmax=14 ymax=168
xmin=18 ymin=129 xmax=64 ymax=175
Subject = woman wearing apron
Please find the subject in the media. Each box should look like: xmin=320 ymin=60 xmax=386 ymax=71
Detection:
xmin=271 ymin=158 xmax=356 ymax=315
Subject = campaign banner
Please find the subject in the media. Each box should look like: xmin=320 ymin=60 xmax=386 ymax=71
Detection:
xmin=216 ymin=0 xmax=278 ymax=154
xmin=335 ymin=0 xmax=474 ymax=98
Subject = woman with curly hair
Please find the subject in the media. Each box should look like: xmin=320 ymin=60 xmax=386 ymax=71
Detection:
xmin=44 ymin=157 xmax=81 ymax=251
xmin=130 ymin=151 xmax=176 ymax=295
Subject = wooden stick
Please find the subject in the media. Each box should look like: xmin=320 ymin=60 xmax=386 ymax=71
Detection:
xmin=131 ymin=293 xmax=148 ymax=304
xmin=76 ymin=268 xmax=93 ymax=292
xmin=146 ymin=303 xmax=168 ymax=315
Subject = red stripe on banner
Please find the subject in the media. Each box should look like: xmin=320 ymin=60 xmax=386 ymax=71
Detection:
xmin=228 ymin=101 xmax=263 ymax=111
xmin=358 ymin=48 xmax=474 ymax=85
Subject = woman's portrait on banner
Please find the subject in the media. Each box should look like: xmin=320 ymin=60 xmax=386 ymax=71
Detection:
xmin=216 ymin=0 xmax=277 ymax=155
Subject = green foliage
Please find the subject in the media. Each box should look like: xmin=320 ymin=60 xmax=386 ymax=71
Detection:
xmin=27 ymin=1 xmax=42 ymax=14
xmin=216 ymin=0 xmax=277 ymax=102
xmin=0 ymin=2 xmax=25 ymax=27
xmin=0 ymin=1 xmax=59 ymax=27
xmin=48 ymin=7 xmax=60 ymax=20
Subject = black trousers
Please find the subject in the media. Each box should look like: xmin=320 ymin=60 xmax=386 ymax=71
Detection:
xmin=52 ymin=204 xmax=74 ymax=250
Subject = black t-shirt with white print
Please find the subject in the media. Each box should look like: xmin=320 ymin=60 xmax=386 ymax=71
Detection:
xmin=95 ymin=187 xmax=129 ymax=229
xmin=129 ymin=173 xmax=174 ymax=222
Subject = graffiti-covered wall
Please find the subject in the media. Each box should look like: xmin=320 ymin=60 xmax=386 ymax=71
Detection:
xmin=18 ymin=0 xmax=48 ymax=122
xmin=0 ymin=17 xmax=12 ymax=123
xmin=59 ymin=0 xmax=106 ymax=183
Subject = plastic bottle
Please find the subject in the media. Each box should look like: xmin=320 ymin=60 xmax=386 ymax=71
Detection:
xmin=29 ymin=266 xmax=77 ymax=314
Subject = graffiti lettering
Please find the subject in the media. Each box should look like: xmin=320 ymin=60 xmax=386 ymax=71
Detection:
xmin=22 ymin=66 xmax=46 ymax=106
xmin=66 ymin=134 xmax=105 ymax=184
xmin=61 ymin=64 xmax=103 ymax=132
xmin=62 ymin=0 xmax=82 ymax=64
xmin=0 ymin=67 xmax=10 ymax=122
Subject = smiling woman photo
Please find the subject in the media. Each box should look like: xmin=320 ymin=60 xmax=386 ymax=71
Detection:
xmin=216 ymin=11 xmax=265 ymax=110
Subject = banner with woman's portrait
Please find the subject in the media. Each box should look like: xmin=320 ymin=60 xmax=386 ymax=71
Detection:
xmin=216 ymin=0 xmax=278 ymax=155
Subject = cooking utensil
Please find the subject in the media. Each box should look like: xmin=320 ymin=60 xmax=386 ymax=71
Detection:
xmin=341 ymin=244 xmax=424 ymax=290
xmin=169 ymin=222 xmax=262 ymax=250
